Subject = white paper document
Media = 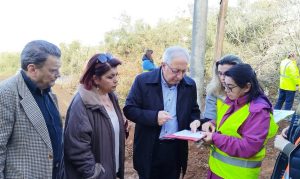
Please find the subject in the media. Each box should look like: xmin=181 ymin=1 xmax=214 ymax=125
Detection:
xmin=164 ymin=129 xmax=204 ymax=141
xmin=273 ymin=109 xmax=294 ymax=123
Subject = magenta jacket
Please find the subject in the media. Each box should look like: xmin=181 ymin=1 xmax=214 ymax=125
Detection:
xmin=208 ymin=94 xmax=272 ymax=179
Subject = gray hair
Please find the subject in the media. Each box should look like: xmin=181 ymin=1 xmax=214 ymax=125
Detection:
xmin=21 ymin=40 xmax=61 ymax=70
xmin=162 ymin=46 xmax=190 ymax=64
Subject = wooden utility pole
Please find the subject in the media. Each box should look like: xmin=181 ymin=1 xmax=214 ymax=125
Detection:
xmin=213 ymin=0 xmax=229 ymax=61
xmin=190 ymin=0 xmax=208 ymax=111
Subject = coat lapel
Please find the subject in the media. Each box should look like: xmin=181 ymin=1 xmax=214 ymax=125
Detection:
xmin=176 ymin=77 xmax=192 ymax=130
xmin=17 ymin=73 xmax=53 ymax=151
xmin=156 ymin=84 xmax=164 ymax=109
xmin=146 ymin=68 xmax=164 ymax=109
xmin=176 ymin=83 xmax=184 ymax=129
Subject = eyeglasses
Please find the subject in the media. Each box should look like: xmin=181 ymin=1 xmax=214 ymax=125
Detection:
xmin=97 ymin=53 xmax=113 ymax=63
xmin=217 ymin=71 xmax=226 ymax=76
xmin=224 ymin=84 xmax=238 ymax=92
xmin=165 ymin=63 xmax=187 ymax=75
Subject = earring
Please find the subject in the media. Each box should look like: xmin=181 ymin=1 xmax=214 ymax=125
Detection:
xmin=96 ymin=85 xmax=100 ymax=91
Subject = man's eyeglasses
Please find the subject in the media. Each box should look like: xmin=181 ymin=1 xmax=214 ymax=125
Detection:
xmin=97 ymin=53 xmax=113 ymax=63
xmin=224 ymin=84 xmax=238 ymax=92
xmin=166 ymin=63 xmax=187 ymax=75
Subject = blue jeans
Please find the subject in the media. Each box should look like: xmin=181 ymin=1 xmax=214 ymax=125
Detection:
xmin=274 ymin=89 xmax=296 ymax=110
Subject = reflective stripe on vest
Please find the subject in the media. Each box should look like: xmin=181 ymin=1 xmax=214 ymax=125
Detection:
xmin=280 ymin=60 xmax=291 ymax=78
xmin=211 ymin=150 xmax=262 ymax=168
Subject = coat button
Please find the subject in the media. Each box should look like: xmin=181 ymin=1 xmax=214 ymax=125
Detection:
xmin=48 ymin=154 xmax=53 ymax=160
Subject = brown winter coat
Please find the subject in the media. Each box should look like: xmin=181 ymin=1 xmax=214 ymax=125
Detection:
xmin=64 ymin=85 xmax=125 ymax=179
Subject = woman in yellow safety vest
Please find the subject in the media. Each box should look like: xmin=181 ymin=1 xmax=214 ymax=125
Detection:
xmin=202 ymin=64 xmax=278 ymax=179
xmin=190 ymin=55 xmax=243 ymax=132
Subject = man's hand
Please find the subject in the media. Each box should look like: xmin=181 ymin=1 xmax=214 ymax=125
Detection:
xmin=157 ymin=111 xmax=172 ymax=126
xmin=190 ymin=120 xmax=201 ymax=133
xmin=202 ymin=121 xmax=216 ymax=132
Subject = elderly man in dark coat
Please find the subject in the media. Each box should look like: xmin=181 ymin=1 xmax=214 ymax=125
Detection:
xmin=124 ymin=46 xmax=201 ymax=179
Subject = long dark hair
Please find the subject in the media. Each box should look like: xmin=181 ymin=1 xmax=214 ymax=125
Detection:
xmin=80 ymin=53 xmax=121 ymax=90
xmin=224 ymin=64 xmax=263 ymax=103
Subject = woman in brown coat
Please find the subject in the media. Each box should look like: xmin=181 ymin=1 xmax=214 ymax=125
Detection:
xmin=64 ymin=53 xmax=126 ymax=179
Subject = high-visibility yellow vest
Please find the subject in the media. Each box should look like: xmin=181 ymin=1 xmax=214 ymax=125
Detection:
xmin=279 ymin=58 xmax=300 ymax=91
xmin=209 ymin=99 xmax=278 ymax=179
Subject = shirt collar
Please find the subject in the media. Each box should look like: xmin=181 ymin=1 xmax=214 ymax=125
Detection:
xmin=160 ymin=70 xmax=177 ymax=88
xmin=21 ymin=70 xmax=50 ymax=94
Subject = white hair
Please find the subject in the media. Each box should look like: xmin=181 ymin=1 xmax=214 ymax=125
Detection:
xmin=162 ymin=46 xmax=190 ymax=64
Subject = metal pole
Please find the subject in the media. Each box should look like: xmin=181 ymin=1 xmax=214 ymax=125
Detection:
xmin=190 ymin=0 xmax=208 ymax=111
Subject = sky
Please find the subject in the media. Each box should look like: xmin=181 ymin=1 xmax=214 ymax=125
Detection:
xmin=0 ymin=0 xmax=237 ymax=52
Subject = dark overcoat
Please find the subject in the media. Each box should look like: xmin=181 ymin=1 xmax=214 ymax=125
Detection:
xmin=123 ymin=68 xmax=200 ymax=178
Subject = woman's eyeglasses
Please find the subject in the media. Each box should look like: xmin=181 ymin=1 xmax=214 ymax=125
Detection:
xmin=217 ymin=71 xmax=226 ymax=77
xmin=224 ymin=84 xmax=238 ymax=92
xmin=97 ymin=53 xmax=113 ymax=63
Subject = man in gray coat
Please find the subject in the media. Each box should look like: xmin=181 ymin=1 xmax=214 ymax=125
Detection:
xmin=0 ymin=40 xmax=63 ymax=179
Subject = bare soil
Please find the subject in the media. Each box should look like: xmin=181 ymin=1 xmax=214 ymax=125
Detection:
xmin=123 ymin=122 xmax=287 ymax=179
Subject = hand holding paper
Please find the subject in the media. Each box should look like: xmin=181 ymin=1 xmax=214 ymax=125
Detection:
xmin=202 ymin=121 xmax=216 ymax=132
xmin=202 ymin=131 xmax=213 ymax=144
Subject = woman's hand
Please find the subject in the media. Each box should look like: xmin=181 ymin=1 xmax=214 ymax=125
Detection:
xmin=190 ymin=120 xmax=201 ymax=133
xmin=202 ymin=131 xmax=213 ymax=144
xmin=202 ymin=121 xmax=216 ymax=132
xmin=123 ymin=116 xmax=131 ymax=139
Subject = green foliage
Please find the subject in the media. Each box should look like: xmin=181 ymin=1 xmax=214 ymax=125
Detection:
xmin=1 ymin=0 xmax=300 ymax=103
xmin=0 ymin=52 xmax=20 ymax=76
xmin=104 ymin=16 xmax=192 ymax=61
xmin=103 ymin=16 xmax=193 ymax=101
xmin=225 ymin=1 xmax=274 ymax=49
